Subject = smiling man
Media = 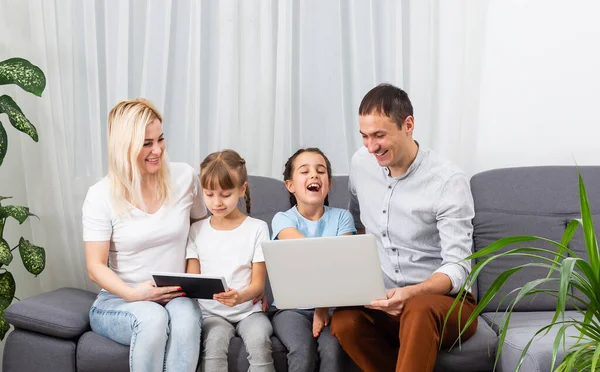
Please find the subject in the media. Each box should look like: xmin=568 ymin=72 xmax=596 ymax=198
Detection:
xmin=329 ymin=84 xmax=478 ymax=372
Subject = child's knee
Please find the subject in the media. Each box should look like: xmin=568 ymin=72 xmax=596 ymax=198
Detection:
xmin=245 ymin=334 xmax=272 ymax=355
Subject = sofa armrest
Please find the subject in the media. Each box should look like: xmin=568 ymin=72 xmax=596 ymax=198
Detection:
xmin=5 ymin=287 xmax=97 ymax=339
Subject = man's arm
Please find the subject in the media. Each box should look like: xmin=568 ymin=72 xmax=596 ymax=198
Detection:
xmin=433 ymin=173 xmax=475 ymax=295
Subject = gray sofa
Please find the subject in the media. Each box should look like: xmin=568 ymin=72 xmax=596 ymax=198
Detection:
xmin=4 ymin=167 xmax=597 ymax=372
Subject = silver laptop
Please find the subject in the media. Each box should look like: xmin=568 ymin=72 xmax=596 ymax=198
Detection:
xmin=262 ymin=234 xmax=386 ymax=309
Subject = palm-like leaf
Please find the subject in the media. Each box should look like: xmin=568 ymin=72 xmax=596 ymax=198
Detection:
xmin=445 ymin=171 xmax=600 ymax=371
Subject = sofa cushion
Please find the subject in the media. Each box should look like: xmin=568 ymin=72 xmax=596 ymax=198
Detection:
xmin=470 ymin=166 xmax=600 ymax=313
xmin=3 ymin=329 xmax=77 ymax=372
xmin=481 ymin=311 xmax=585 ymax=372
xmin=4 ymin=287 xmax=97 ymax=339
xmin=434 ymin=316 xmax=497 ymax=372
xmin=77 ymin=331 xmax=291 ymax=372
xmin=77 ymin=331 xmax=129 ymax=372
xmin=480 ymin=310 xmax=584 ymax=334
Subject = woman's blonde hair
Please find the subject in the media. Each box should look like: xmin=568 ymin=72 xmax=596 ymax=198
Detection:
xmin=107 ymin=98 xmax=171 ymax=216
xmin=200 ymin=149 xmax=251 ymax=215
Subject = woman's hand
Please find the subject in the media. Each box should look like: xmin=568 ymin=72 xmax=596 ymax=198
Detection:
xmin=125 ymin=281 xmax=185 ymax=304
xmin=313 ymin=307 xmax=330 ymax=337
xmin=214 ymin=288 xmax=241 ymax=307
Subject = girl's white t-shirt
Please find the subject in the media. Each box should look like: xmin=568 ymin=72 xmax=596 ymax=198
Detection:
xmin=186 ymin=216 xmax=268 ymax=322
xmin=82 ymin=162 xmax=207 ymax=286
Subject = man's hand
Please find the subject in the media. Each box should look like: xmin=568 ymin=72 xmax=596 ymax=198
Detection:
xmin=313 ymin=307 xmax=330 ymax=338
xmin=366 ymin=287 xmax=413 ymax=316
xmin=214 ymin=288 xmax=241 ymax=307
xmin=252 ymin=292 xmax=268 ymax=312
xmin=126 ymin=281 xmax=185 ymax=304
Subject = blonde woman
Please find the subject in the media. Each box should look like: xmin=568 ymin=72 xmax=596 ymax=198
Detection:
xmin=82 ymin=99 xmax=207 ymax=372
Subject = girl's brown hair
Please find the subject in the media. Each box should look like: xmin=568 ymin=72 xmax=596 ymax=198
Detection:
xmin=200 ymin=149 xmax=251 ymax=214
xmin=283 ymin=148 xmax=332 ymax=207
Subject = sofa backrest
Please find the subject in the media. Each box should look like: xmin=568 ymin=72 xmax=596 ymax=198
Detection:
xmin=245 ymin=175 xmax=290 ymax=234
xmin=470 ymin=166 xmax=600 ymax=312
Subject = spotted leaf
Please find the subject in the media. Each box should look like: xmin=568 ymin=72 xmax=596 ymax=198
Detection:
xmin=0 ymin=122 xmax=6 ymax=166
xmin=0 ymin=238 xmax=12 ymax=266
xmin=0 ymin=295 xmax=12 ymax=340
xmin=18 ymin=238 xmax=45 ymax=275
xmin=0 ymin=95 xmax=38 ymax=142
xmin=0 ymin=205 xmax=35 ymax=224
xmin=0 ymin=58 xmax=46 ymax=97
xmin=0 ymin=271 xmax=15 ymax=302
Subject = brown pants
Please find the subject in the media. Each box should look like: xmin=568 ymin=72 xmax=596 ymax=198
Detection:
xmin=329 ymin=292 xmax=478 ymax=372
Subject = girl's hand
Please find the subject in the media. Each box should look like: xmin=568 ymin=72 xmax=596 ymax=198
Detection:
xmin=313 ymin=307 xmax=330 ymax=338
xmin=252 ymin=292 xmax=268 ymax=312
xmin=214 ymin=288 xmax=240 ymax=307
xmin=126 ymin=281 xmax=185 ymax=304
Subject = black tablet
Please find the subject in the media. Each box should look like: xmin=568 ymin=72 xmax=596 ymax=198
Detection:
xmin=151 ymin=272 xmax=228 ymax=299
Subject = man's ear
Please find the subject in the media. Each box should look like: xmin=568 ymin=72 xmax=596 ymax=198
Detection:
xmin=285 ymin=179 xmax=294 ymax=193
xmin=403 ymin=115 xmax=415 ymax=135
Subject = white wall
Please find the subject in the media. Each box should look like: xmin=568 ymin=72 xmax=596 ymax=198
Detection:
xmin=474 ymin=1 xmax=600 ymax=173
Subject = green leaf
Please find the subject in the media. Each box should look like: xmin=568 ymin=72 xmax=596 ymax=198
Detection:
xmin=551 ymin=323 xmax=570 ymax=371
xmin=0 ymin=196 xmax=12 ymax=202
xmin=591 ymin=342 xmax=600 ymax=371
xmin=0 ymin=95 xmax=39 ymax=142
xmin=578 ymin=171 xmax=600 ymax=280
xmin=553 ymin=257 xmax=578 ymax=324
xmin=0 ymin=238 xmax=13 ymax=266
xmin=0 ymin=121 xmax=6 ymax=166
xmin=0 ymin=205 xmax=36 ymax=224
xmin=0 ymin=58 xmax=46 ymax=97
xmin=0 ymin=295 xmax=12 ymax=341
xmin=0 ymin=271 xmax=15 ymax=301
xmin=18 ymin=237 xmax=45 ymax=275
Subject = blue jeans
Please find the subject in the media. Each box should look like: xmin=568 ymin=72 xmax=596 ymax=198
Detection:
xmin=89 ymin=290 xmax=202 ymax=372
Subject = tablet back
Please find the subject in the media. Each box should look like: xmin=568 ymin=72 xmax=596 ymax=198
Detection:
xmin=262 ymin=234 xmax=386 ymax=309
xmin=152 ymin=273 xmax=227 ymax=299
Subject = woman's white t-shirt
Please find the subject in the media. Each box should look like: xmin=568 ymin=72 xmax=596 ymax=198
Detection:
xmin=186 ymin=216 xmax=268 ymax=322
xmin=82 ymin=162 xmax=207 ymax=286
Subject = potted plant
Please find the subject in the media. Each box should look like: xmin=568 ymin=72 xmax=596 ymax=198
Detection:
xmin=0 ymin=57 xmax=47 ymax=340
xmin=445 ymin=171 xmax=600 ymax=371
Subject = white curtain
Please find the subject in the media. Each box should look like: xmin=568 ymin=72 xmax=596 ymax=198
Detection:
xmin=1 ymin=0 xmax=489 ymax=295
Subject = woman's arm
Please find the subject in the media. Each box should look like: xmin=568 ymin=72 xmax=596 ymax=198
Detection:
xmin=214 ymin=262 xmax=267 ymax=306
xmin=186 ymin=258 xmax=201 ymax=274
xmin=85 ymin=241 xmax=183 ymax=303
xmin=85 ymin=241 xmax=132 ymax=297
